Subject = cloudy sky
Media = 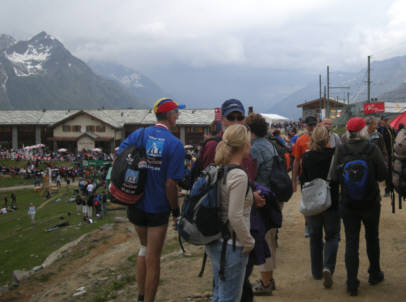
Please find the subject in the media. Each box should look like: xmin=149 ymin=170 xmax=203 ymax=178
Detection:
xmin=1 ymin=0 xmax=406 ymax=111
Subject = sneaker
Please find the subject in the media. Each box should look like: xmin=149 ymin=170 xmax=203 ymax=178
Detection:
xmin=369 ymin=271 xmax=384 ymax=285
xmin=322 ymin=269 xmax=333 ymax=289
xmin=252 ymin=279 xmax=273 ymax=296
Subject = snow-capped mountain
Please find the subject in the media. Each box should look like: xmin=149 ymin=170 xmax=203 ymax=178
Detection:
xmin=88 ymin=60 xmax=167 ymax=105
xmin=0 ymin=31 xmax=145 ymax=110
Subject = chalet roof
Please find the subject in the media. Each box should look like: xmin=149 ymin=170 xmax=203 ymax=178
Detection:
xmin=0 ymin=109 xmax=215 ymax=126
xmin=296 ymin=98 xmax=347 ymax=109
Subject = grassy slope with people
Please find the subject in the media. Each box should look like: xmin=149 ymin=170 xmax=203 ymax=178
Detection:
xmin=0 ymin=187 xmax=114 ymax=286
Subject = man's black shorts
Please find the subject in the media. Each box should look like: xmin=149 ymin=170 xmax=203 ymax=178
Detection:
xmin=127 ymin=206 xmax=170 ymax=227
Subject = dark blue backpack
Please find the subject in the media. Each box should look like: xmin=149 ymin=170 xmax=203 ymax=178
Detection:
xmin=178 ymin=164 xmax=245 ymax=245
xmin=177 ymin=164 xmax=246 ymax=280
xmin=339 ymin=143 xmax=376 ymax=208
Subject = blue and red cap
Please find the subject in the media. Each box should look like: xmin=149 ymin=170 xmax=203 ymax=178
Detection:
xmin=153 ymin=98 xmax=186 ymax=113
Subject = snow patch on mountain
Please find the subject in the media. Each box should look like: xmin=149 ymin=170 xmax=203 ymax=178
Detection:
xmin=118 ymin=73 xmax=144 ymax=88
xmin=5 ymin=43 xmax=52 ymax=77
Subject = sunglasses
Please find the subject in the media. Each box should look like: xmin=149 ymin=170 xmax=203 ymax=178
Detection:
xmin=226 ymin=115 xmax=244 ymax=121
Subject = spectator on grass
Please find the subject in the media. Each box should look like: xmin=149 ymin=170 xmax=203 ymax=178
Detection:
xmin=10 ymin=192 xmax=17 ymax=209
xmin=27 ymin=203 xmax=36 ymax=224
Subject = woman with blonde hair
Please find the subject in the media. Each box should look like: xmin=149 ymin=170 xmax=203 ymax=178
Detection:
xmin=301 ymin=126 xmax=340 ymax=289
xmin=206 ymin=124 xmax=255 ymax=302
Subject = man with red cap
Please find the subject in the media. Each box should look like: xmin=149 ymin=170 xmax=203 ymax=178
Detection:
xmin=330 ymin=117 xmax=387 ymax=296
xmin=118 ymin=98 xmax=185 ymax=302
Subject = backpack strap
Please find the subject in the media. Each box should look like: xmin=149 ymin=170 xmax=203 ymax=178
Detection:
xmin=198 ymin=252 xmax=207 ymax=278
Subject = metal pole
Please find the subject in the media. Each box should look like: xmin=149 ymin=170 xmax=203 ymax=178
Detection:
xmin=323 ymin=86 xmax=326 ymax=119
xmin=319 ymin=74 xmax=322 ymax=119
xmin=327 ymin=66 xmax=330 ymax=118
xmin=368 ymin=56 xmax=371 ymax=103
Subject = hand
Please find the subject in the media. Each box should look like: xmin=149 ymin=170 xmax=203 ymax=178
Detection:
xmin=242 ymin=247 xmax=252 ymax=254
xmin=253 ymin=191 xmax=266 ymax=208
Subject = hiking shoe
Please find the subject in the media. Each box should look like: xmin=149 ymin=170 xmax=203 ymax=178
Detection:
xmin=322 ymin=269 xmax=333 ymax=289
xmin=270 ymin=278 xmax=276 ymax=290
xmin=252 ymin=279 xmax=273 ymax=296
xmin=369 ymin=271 xmax=384 ymax=285
xmin=347 ymin=288 xmax=358 ymax=296
xmin=347 ymin=279 xmax=360 ymax=296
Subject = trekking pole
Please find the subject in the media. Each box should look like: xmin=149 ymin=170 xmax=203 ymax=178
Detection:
xmin=391 ymin=190 xmax=395 ymax=214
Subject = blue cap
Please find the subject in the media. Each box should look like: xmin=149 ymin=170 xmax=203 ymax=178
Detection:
xmin=221 ymin=99 xmax=245 ymax=117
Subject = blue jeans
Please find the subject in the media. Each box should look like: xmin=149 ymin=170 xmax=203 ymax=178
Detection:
xmin=206 ymin=241 xmax=249 ymax=302
xmin=307 ymin=208 xmax=340 ymax=279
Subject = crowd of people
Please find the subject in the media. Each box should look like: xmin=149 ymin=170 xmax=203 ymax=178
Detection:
xmin=1 ymin=96 xmax=402 ymax=302
xmin=113 ymin=96 xmax=403 ymax=302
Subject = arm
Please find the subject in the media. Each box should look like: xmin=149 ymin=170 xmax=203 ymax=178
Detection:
xmin=372 ymin=144 xmax=388 ymax=182
xmin=292 ymin=157 xmax=300 ymax=192
xmin=165 ymin=178 xmax=179 ymax=210
xmin=227 ymin=172 xmax=255 ymax=251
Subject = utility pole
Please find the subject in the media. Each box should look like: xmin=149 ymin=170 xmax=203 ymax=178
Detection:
xmin=327 ymin=66 xmax=330 ymax=118
xmin=323 ymin=86 xmax=326 ymax=119
xmin=347 ymin=92 xmax=350 ymax=105
xmin=367 ymin=55 xmax=371 ymax=103
xmin=319 ymin=74 xmax=322 ymax=119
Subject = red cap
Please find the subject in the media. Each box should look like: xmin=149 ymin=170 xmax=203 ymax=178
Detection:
xmin=346 ymin=117 xmax=366 ymax=132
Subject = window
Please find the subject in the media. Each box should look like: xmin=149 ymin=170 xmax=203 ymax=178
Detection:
xmin=72 ymin=125 xmax=81 ymax=132
xmin=190 ymin=127 xmax=203 ymax=133
xmin=86 ymin=125 xmax=96 ymax=132
xmin=96 ymin=125 xmax=106 ymax=132
xmin=62 ymin=125 xmax=71 ymax=132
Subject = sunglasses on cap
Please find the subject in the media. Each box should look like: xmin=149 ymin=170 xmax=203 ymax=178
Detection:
xmin=226 ymin=114 xmax=244 ymax=121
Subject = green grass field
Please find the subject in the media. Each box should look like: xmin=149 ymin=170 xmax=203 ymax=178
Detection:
xmin=0 ymin=175 xmax=34 ymax=187
xmin=0 ymin=159 xmax=76 ymax=169
xmin=0 ymin=187 xmax=115 ymax=286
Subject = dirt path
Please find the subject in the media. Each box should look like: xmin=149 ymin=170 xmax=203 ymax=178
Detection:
xmin=1 ymin=184 xmax=406 ymax=302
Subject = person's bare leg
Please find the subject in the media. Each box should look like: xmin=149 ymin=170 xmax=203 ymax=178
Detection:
xmin=135 ymin=226 xmax=147 ymax=297
xmin=144 ymin=224 xmax=168 ymax=302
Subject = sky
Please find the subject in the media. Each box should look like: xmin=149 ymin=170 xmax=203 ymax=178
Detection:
xmin=1 ymin=0 xmax=406 ymax=111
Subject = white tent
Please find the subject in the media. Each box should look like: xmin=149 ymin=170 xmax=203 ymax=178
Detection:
xmin=260 ymin=113 xmax=289 ymax=124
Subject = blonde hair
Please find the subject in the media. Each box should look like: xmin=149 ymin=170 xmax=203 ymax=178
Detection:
xmin=310 ymin=126 xmax=330 ymax=151
xmin=215 ymin=124 xmax=251 ymax=166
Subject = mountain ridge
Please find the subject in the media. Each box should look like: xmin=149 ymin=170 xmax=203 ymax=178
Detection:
xmin=0 ymin=32 xmax=146 ymax=110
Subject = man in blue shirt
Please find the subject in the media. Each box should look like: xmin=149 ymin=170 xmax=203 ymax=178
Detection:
xmin=118 ymin=98 xmax=185 ymax=302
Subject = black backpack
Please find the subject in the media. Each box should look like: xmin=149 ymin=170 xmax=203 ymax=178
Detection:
xmin=269 ymin=154 xmax=293 ymax=202
xmin=109 ymin=129 xmax=148 ymax=206
xmin=338 ymin=142 xmax=377 ymax=209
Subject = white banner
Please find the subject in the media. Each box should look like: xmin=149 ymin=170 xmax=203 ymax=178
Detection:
xmin=385 ymin=102 xmax=406 ymax=113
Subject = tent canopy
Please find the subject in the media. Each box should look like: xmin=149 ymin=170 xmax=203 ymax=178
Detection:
xmin=260 ymin=113 xmax=289 ymax=124
xmin=390 ymin=111 xmax=406 ymax=130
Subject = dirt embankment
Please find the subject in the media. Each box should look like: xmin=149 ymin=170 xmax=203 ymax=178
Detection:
xmin=2 ymin=186 xmax=406 ymax=302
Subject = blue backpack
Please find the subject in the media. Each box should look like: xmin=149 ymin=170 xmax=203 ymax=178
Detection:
xmin=177 ymin=164 xmax=246 ymax=280
xmin=339 ymin=143 xmax=376 ymax=208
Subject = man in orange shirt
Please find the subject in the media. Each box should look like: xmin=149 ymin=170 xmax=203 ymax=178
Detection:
xmin=292 ymin=116 xmax=317 ymax=192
